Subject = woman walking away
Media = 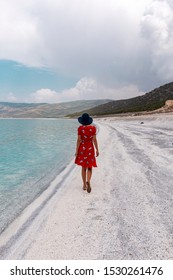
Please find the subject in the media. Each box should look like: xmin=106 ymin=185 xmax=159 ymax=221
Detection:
xmin=75 ymin=113 xmax=99 ymax=193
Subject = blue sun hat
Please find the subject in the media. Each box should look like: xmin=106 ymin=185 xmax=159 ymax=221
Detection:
xmin=78 ymin=113 xmax=93 ymax=125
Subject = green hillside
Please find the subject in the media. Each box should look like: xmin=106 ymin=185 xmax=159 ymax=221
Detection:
xmin=67 ymin=82 xmax=173 ymax=117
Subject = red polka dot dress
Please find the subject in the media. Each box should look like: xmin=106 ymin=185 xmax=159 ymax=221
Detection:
xmin=75 ymin=125 xmax=97 ymax=168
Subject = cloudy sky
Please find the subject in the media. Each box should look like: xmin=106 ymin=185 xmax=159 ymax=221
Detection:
xmin=0 ymin=0 xmax=173 ymax=103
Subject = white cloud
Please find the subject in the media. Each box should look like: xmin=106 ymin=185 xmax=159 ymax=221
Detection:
xmin=141 ymin=0 xmax=173 ymax=81
xmin=31 ymin=88 xmax=57 ymax=103
xmin=0 ymin=0 xmax=43 ymax=66
xmin=0 ymin=0 xmax=173 ymax=102
xmin=29 ymin=78 xmax=144 ymax=103
xmin=0 ymin=2 xmax=155 ymax=74
xmin=6 ymin=92 xmax=17 ymax=102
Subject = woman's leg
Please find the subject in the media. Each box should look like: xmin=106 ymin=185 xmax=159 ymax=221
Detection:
xmin=86 ymin=167 xmax=92 ymax=193
xmin=81 ymin=167 xmax=87 ymax=189
xmin=87 ymin=167 xmax=92 ymax=184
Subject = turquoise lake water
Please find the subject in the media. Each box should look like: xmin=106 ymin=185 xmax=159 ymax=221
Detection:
xmin=0 ymin=118 xmax=78 ymax=233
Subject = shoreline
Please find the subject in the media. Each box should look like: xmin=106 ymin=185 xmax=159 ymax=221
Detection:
xmin=0 ymin=117 xmax=78 ymax=237
xmin=94 ymin=110 xmax=173 ymax=119
xmin=0 ymin=160 xmax=76 ymax=259
xmin=0 ymin=113 xmax=173 ymax=259
xmin=0 ymin=109 xmax=173 ymax=120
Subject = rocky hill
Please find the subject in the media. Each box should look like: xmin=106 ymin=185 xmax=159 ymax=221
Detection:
xmin=68 ymin=82 xmax=173 ymax=117
xmin=0 ymin=99 xmax=111 ymax=118
xmin=155 ymin=99 xmax=173 ymax=113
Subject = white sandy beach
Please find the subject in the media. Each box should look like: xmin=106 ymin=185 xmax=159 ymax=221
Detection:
xmin=0 ymin=113 xmax=173 ymax=260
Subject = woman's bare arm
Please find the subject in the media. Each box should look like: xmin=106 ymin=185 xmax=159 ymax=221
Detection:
xmin=93 ymin=135 xmax=99 ymax=157
xmin=75 ymin=135 xmax=82 ymax=156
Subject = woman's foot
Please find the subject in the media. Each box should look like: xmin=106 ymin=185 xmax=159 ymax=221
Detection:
xmin=86 ymin=181 xmax=91 ymax=193
xmin=83 ymin=185 xmax=87 ymax=190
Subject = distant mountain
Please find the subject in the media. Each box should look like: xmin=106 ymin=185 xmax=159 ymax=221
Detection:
xmin=1 ymin=82 xmax=173 ymax=118
xmin=68 ymin=82 xmax=173 ymax=117
xmin=0 ymin=99 xmax=111 ymax=118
